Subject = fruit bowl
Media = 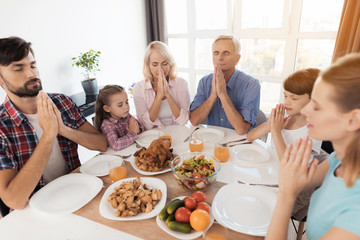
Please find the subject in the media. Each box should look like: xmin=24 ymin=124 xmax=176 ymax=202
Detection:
xmin=170 ymin=152 xmax=221 ymax=191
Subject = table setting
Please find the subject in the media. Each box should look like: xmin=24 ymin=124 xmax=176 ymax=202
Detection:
xmin=0 ymin=124 xmax=279 ymax=240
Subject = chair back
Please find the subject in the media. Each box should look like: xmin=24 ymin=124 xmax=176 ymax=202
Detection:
xmin=255 ymin=109 xmax=268 ymax=142
xmin=0 ymin=198 xmax=10 ymax=217
xmin=321 ymin=141 xmax=334 ymax=154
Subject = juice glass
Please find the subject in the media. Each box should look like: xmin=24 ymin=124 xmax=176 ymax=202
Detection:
xmin=189 ymin=138 xmax=204 ymax=152
xmin=203 ymin=222 xmax=228 ymax=240
xmin=108 ymin=159 xmax=127 ymax=182
xmin=214 ymin=143 xmax=230 ymax=162
xmin=159 ymin=135 xmax=172 ymax=146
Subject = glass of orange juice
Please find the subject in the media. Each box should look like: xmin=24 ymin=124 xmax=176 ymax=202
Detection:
xmin=159 ymin=135 xmax=172 ymax=146
xmin=214 ymin=143 xmax=230 ymax=162
xmin=203 ymin=222 xmax=228 ymax=240
xmin=108 ymin=159 xmax=127 ymax=182
xmin=189 ymin=138 xmax=204 ymax=152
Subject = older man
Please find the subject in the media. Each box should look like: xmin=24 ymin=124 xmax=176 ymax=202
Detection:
xmin=190 ymin=35 xmax=260 ymax=134
xmin=0 ymin=36 xmax=107 ymax=211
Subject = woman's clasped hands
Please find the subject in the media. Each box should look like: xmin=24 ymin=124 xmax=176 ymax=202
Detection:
xmin=156 ymin=69 xmax=171 ymax=100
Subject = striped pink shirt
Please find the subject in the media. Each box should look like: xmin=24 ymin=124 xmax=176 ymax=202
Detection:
xmin=100 ymin=114 xmax=145 ymax=151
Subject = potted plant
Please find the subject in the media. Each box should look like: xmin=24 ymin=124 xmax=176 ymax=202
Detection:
xmin=72 ymin=49 xmax=101 ymax=96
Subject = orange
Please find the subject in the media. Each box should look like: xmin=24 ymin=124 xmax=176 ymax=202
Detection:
xmin=189 ymin=209 xmax=210 ymax=231
xmin=214 ymin=146 xmax=230 ymax=162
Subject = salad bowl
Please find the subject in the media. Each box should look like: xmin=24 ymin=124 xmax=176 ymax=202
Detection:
xmin=170 ymin=152 xmax=221 ymax=191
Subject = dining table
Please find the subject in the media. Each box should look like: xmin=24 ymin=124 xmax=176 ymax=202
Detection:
xmin=0 ymin=124 xmax=279 ymax=240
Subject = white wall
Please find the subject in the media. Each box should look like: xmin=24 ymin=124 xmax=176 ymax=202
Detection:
xmin=0 ymin=0 xmax=147 ymax=101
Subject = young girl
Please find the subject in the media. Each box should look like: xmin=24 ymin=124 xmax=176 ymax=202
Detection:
xmin=247 ymin=68 xmax=323 ymax=161
xmin=94 ymin=85 xmax=145 ymax=151
xmin=266 ymin=53 xmax=360 ymax=240
xmin=247 ymin=68 xmax=326 ymax=221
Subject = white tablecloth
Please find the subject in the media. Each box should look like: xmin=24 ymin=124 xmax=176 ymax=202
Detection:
xmin=0 ymin=206 xmax=142 ymax=240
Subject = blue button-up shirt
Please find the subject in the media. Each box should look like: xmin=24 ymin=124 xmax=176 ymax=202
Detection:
xmin=190 ymin=69 xmax=260 ymax=130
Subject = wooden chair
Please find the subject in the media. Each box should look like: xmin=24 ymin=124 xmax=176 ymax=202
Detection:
xmin=291 ymin=216 xmax=307 ymax=240
xmin=0 ymin=198 xmax=10 ymax=217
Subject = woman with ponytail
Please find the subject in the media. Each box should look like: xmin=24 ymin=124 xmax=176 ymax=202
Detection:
xmin=266 ymin=53 xmax=360 ymax=240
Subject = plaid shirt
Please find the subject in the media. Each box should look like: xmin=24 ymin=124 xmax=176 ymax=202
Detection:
xmin=0 ymin=93 xmax=87 ymax=190
xmin=101 ymin=114 xmax=145 ymax=151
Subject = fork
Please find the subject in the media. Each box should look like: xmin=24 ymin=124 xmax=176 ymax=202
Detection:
xmin=135 ymin=142 xmax=143 ymax=148
xmin=97 ymin=152 xmax=132 ymax=159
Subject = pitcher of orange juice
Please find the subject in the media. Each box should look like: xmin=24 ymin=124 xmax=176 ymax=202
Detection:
xmin=108 ymin=159 xmax=127 ymax=182
xmin=214 ymin=143 xmax=230 ymax=162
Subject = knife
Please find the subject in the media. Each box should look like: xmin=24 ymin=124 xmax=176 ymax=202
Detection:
xmin=227 ymin=141 xmax=252 ymax=147
xmin=237 ymin=180 xmax=279 ymax=188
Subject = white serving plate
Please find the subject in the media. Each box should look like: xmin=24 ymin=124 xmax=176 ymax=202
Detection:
xmin=129 ymin=156 xmax=172 ymax=176
xmin=212 ymin=183 xmax=277 ymax=236
xmin=99 ymin=177 xmax=167 ymax=221
xmin=156 ymin=196 xmax=214 ymax=240
xmin=29 ymin=173 xmax=103 ymax=215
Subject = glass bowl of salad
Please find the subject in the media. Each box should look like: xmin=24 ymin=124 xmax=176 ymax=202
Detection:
xmin=170 ymin=152 xmax=221 ymax=191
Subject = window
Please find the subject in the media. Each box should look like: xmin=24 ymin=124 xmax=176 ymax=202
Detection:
xmin=165 ymin=0 xmax=343 ymax=112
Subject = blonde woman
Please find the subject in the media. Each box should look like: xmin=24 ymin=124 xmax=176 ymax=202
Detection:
xmin=133 ymin=41 xmax=190 ymax=129
xmin=266 ymin=53 xmax=360 ymax=240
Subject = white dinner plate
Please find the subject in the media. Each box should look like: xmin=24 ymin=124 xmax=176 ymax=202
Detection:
xmin=192 ymin=128 xmax=225 ymax=142
xmin=156 ymin=196 xmax=214 ymax=240
xmin=129 ymin=156 xmax=172 ymax=176
xmin=136 ymin=129 xmax=165 ymax=147
xmin=99 ymin=177 xmax=167 ymax=221
xmin=232 ymin=144 xmax=270 ymax=163
xmin=80 ymin=155 xmax=124 ymax=176
xmin=162 ymin=125 xmax=191 ymax=146
xmin=29 ymin=173 xmax=103 ymax=215
xmin=212 ymin=183 xmax=277 ymax=236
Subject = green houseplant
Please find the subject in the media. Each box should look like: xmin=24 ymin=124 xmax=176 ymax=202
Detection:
xmin=72 ymin=49 xmax=101 ymax=95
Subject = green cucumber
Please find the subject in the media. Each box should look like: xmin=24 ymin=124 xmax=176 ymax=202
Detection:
xmin=167 ymin=221 xmax=192 ymax=233
xmin=167 ymin=199 xmax=185 ymax=214
xmin=158 ymin=205 xmax=169 ymax=221
xmin=166 ymin=213 xmax=175 ymax=225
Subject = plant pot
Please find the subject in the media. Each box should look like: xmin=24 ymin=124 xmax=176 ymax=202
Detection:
xmin=81 ymin=78 xmax=98 ymax=96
